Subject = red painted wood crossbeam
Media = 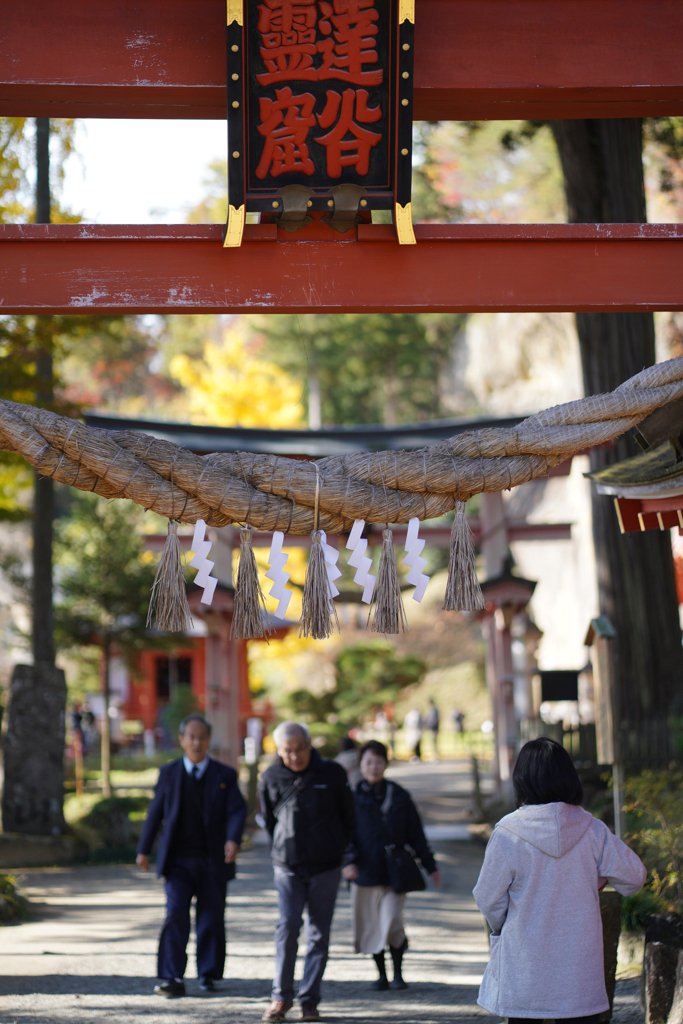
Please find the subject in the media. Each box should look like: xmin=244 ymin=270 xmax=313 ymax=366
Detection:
xmin=145 ymin=521 xmax=573 ymax=551
xmin=615 ymin=497 xmax=683 ymax=534
xmin=1 ymin=223 xmax=682 ymax=315
xmin=2 ymin=0 xmax=683 ymax=122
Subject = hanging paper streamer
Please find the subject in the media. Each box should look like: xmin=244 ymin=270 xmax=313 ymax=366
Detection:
xmin=345 ymin=519 xmax=376 ymax=604
xmin=402 ymin=517 xmax=430 ymax=602
xmin=265 ymin=531 xmax=292 ymax=620
xmin=319 ymin=531 xmax=342 ymax=601
xmin=188 ymin=519 xmax=218 ymax=605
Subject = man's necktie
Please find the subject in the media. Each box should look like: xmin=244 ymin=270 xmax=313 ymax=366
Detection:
xmin=192 ymin=765 xmax=199 ymax=780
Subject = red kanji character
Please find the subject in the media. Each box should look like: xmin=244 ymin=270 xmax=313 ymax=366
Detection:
xmin=257 ymin=42 xmax=318 ymax=84
xmin=258 ymin=0 xmax=317 ymax=34
xmin=314 ymin=88 xmax=381 ymax=177
xmin=256 ymin=87 xmax=317 ymax=179
xmin=316 ymin=0 xmax=382 ymax=86
xmin=257 ymin=0 xmax=319 ymax=83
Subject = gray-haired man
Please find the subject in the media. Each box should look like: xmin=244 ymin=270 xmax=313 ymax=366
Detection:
xmin=260 ymin=722 xmax=355 ymax=1023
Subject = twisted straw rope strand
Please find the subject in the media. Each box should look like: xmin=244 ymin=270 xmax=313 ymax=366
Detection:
xmin=1 ymin=355 xmax=683 ymax=535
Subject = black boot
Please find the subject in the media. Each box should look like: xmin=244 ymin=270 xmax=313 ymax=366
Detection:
xmin=389 ymin=938 xmax=408 ymax=989
xmin=371 ymin=951 xmax=389 ymax=990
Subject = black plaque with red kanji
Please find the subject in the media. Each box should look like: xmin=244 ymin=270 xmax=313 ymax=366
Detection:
xmin=227 ymin=0 xmax=413 ymax=222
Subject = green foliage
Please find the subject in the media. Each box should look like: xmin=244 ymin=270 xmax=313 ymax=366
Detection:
xmin=162 ymin=684 xmax=200 ymax=739
xmin=53 ymin=492 xmax=179 ymax=662
xmin=252 ymin=312 xmax=465 ymax=425
xmin=0 ymin=117 xmax=79 ymax=225
xmin=624 ymin=768 xmax=683 ymax=913
xmin=0 ymin=874 xmax=29 ymax=923
xmin=621 ymin=888 xmax=667 ymax=934
xmin=411 ymin=120 xmax=564 ymax=225
xmin=0 ymin=119 xmax=30 ymax=222
xmin=65 ymin=792 xmax=150 ymax=855
xmin=0 ymin=312 xmax=158 ymax=518
xmin=285 ymin=641 xmax=426 ymax=751
xmin=645 ymin=118 xmax=683 ymax=169
xmin=0 ymin=455 xmax=33 ymax=523
xmin=186 ymin=159 xmax=228 ymax=224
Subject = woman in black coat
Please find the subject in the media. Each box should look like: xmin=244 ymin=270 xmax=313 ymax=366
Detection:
xmin=342 ymin=740 xmax=440 ymax=990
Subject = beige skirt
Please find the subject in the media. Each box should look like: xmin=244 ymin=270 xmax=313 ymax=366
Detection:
xmin=352 ymin=883 xmax=407 ymax=954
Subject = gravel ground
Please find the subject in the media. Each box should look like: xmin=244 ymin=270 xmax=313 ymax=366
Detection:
xmin=0 ymin=761 xmax=643 ymax=1024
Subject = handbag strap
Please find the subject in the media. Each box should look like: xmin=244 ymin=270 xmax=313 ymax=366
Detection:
xmin=380 ymin=782 xmax=394 ymax=817
xmin=379 ymin=782 xmax=398 ymax=846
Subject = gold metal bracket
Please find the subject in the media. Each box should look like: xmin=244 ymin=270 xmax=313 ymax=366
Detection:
xmin=394 ymin=202 xmax=416 ymax=245
xmin=227 ymin=0 xmax=243 ymax=25
xmin=398 ymin=0 xmax=415 ymax=23
xmin=224 ymin=205 xmax=245 ymax=248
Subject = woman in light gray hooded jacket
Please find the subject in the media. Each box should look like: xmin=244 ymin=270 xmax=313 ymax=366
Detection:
xmin=473 ymin=738 xmax=645 ymax=1023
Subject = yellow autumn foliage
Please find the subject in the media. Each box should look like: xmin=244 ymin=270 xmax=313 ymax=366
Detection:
xmin=169 ymin=328 xmax=304 ymax=428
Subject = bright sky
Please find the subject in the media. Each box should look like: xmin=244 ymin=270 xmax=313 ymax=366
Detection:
xmin=58 ymin=119 xmax=227 ymax=224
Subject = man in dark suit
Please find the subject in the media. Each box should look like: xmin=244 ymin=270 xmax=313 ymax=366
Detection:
xmin=136 ymin=713 xmax=247 ymax=998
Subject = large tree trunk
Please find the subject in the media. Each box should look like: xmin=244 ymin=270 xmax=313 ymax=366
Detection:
xmin=551 ymin=119 xmax=683 ymax=729
xmin=32 ymin=118 xmax=54 ymax=668
xmin=3 ymin=118 xmax=66 ymax=836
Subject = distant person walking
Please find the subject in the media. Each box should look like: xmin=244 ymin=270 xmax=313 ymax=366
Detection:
xmin=335 ymin=736 xmax=362 ymax=789
xmin=136 ymin=714 xmax=247 ymax=998
xmin=403 ymin=707 xmax=423 ymax=762
xmin=473 ymin=737 xmax=646 ymax=1023
xmin=452 ymin=709 xmax=465 ymax=734
xmin=80 ymin=701 xmax=96 ymax=754
xmin=425 ymin=699 xmax=440 ymax=760
xmin=70 ymin=704 xmax=85 ymax=752
xmin=260 ymin=722 xmax=355 ymax=1023
xmin=343 ymin=740 xmax=440 ymax=991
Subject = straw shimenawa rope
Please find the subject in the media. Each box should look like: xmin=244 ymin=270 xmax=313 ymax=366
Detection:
xmin=2 ymin=357 xmax=683 ymax=533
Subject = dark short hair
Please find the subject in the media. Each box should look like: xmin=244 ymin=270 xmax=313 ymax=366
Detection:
xmin=512 ymin=737 xmax=583 ymax=808
xmin=359 ymin=739 xmax=388 ymax=763
xmin=179 ymin=714 xmax=212 ymax=738
xmin=339 ymin=736 xmax=356 ymax=752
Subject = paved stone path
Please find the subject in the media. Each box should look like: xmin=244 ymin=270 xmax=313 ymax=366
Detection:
xmin=0 ymin=760 xmax=642 ymax=1024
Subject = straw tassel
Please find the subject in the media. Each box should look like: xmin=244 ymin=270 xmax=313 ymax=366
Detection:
xmin=442 ymin=501 xmax=485 ymax=612
xmin=231 ymin=526 xmax=273 ymax=640
xmin=299 ymin=530 xmax=339 ymax=639
xmin=368 ymin=528 xmax=408 ymax=635
xmin=147 ymin=520 xmax=194 ymax=632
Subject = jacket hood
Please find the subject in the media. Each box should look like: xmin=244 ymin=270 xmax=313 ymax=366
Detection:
xmin=496 ymin=802 xmax=593 ymax=858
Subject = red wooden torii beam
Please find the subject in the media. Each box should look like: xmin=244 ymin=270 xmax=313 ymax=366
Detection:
xmin=2 ymin=0 xmax=683 ymax=122
xmin=2 ymin=1 xmax=683 ymax=313
xmin=1 ymin=224 xmax=683 ymax=315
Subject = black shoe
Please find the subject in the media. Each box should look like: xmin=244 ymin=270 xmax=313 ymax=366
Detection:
xmin=389 ymin=938 xmax=409 ymax=989
xmin=154 ymin=980 xmax=186 ymax=998
xmin=199 ymin=976 xmax=216 ymax=992
xmin=371 ymin=951 xmax=389 ymax=990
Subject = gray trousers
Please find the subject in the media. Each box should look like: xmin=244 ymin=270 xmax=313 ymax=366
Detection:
xmin=272 ymin=865 xmax=341 ymax=1005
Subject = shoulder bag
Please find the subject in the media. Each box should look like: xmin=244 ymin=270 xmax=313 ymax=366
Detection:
xmin=381 ymin=783 xmax=427 ymax=894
